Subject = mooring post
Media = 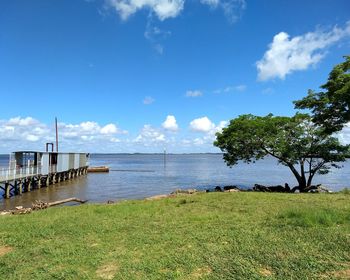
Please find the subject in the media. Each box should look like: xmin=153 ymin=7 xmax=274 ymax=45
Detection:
xmin=27 ymin=178 xmax=31 ymax=192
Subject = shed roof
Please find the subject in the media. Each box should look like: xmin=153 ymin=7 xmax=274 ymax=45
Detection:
xmin=12 ymin=151 xmax=88 ymax=155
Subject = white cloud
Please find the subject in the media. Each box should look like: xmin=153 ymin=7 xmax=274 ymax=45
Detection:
xmin=26 ymin=135 xmax=40 ymax=142
xmin=186 ymin=90 xmax=203 ymax=97
xmin=213 ymin=84 xmax=246 ymax=94
xmin=337 ymin=123 xmax=350 ymax=145
xmin=257 ymin=21 xmax=350 ymax=81
xmin=80 ymin=121 xmax=100 ymax=133
xmin=0 ymin=116 xmax=228 ymax=153
xmin=143 ymin=96 xmax=155 ymax=105
xmin=201 ymin=0 xmax=246 ymax=23
xmin=0 ymin=117 xmax=49 ymax=144
xmin=190 ymin=117 xmax=215 ymax=132
xmin=107 ymin=0 xmax=185 ymax=21
xmin=106 ymin=0 xmax=245 ymax=23
xmin=110 ymin=137 xmax=121 ymax=143
xmin=81 ymin=135 xmax=94 ymax=141
xmin=59 ymin=121 xmax=126 ymax=139
xmin=200 ymin=0 xmax=219 ymax=7
xmin=144 ymin=20 xmax=171 ymax=54
xmin=134 ymin=124 xmax=166 ymax=144
xmin=8 ymin=116 xmax=38 ymax=126
xmin=0 ymin=116 xmax=128 ymax=153
xmin=101 ymin=124 xmax=118 ymax=134
xmin=234 ymin=84 xmax=246 ymax=92
xmin=162 ymin=115 xmax=178 ymax=131
xmin=193 ymin=137 xmax=205 ymax=145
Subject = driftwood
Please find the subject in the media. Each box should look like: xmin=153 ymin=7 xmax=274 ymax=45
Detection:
xmin=32 ymin=197 xmax=87 ymax=210
xmin=0 ymin=197 xmax=87 ymax=215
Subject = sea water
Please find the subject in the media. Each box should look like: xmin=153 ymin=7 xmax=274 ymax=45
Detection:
xmin=1 ymin=153 xmax=349 ymax=210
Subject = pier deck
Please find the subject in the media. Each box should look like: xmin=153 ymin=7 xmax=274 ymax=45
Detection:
xmin=0 ymin=165 xmax=88 ymax=199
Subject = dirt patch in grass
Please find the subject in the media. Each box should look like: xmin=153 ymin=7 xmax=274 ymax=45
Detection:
xmin=188 ymin=266 xmax=212 ymax=279
xmin=0 ymin=246 xmax=13 ymax=257
xmin=332 ymin=269 xmax=350 ymax=279
xmin=96 ymin=263 xmax=119 ymax=279
xmin=259 ymin=267 xmax=273 ymax=277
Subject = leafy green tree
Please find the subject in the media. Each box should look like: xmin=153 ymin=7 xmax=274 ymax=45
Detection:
xmin=294 ymin=56 xmax=350 ymax=133
xmin=214 ymin=113 xmax=348 ymax=192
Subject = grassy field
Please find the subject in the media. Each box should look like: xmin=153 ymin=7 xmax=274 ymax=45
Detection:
xmin=0 ymin=192 xmax=349 ymax=279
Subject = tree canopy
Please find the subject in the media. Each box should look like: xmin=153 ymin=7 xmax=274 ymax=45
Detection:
xmin=294 ymin=56 xmax=350 ymax=133
xmin=214 ymin=113 xmax=349 ymax=191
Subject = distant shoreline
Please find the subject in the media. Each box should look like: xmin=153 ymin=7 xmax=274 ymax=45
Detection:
xmin=0 ymin=153 xmax=224 ymax=156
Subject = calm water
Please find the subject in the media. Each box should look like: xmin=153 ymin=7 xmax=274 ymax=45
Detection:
xmin=1 ymin=153 xmax=349 ymax=210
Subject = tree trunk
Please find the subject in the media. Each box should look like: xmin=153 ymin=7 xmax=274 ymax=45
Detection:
xmin=287 ymin=163 xmax=307 ymax=192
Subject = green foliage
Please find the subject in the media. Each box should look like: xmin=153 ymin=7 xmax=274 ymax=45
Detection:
xmin=0 ymin=192 xmax=349 ymax=279
xmin=214 ymin=113 xmax=349 ymax=190
xmin=294 ymin=55 xmax=350 ymax=133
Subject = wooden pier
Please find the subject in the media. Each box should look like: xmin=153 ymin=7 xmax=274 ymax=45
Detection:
xmin=0 ymin=166 xmax=88 ymax=199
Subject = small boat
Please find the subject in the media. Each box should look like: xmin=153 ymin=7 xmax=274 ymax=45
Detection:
xmin=87 ymin=166 xmax=110 ymax=173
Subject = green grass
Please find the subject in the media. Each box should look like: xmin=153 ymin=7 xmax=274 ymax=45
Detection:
xmin=0 ymin=192 xmax=349 ymax=279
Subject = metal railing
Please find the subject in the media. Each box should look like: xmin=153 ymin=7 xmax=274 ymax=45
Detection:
xmin=0 ymin=165 xmax=42 ymax=182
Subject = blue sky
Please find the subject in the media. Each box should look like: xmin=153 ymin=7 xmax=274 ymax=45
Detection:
xmin=0 ymin=0 xmax=349 ymax=153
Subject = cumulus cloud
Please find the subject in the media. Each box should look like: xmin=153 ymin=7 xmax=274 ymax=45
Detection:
xmin=26 ymin=134 xmax=40 ymax=142
xmin=186 ymin=90 xmax=203 ymax=97
xmin=162 ymin=115 xmax=178 ymax=131
xmin=143 ymin=96 xmax=155 ymax=105
xmin=190 ymin=117 xmax=215 ymax=132
xmin=106 ymin=0 xmax=245 ymax=23
xmin=0 ymin=117 xmax=49 ymax=144
xmin=190 ymin=118 xmax=227 ymax=136
xmin=100 ymin=124 xmax=119 ymax=134
xmin=8 ymin=116 xmax=39 ymax=126
xmin=134 ymin=124 xmax=166 ymax=144
xmin=0 ymin=116 xmax=127 ymax=153
xmin=187 ymin=118 xmax=227 ymax=147
xmin=107 ymin=0 xmax=185 ymax=21
xmin=110 ymin=137 xmax=121 ymax=143
xmin=257 ymin=21 xmax=350 ymax=81
xmin=0 ymin=116 xmax=228 ymax=153
xmin=59 ymin=121 xmax=127 ymax=140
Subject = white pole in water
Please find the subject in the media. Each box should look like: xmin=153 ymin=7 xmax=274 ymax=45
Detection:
xmin=163 ymin=148 xmax=166 ymax=167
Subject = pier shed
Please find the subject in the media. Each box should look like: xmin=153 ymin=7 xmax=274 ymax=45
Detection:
xmin=10 ymin=151 xmax=89 ymax=175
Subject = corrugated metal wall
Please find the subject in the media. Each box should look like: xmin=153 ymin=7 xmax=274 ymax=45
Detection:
xmin=40 ymin=153 xmax=88 ymax=175
xmin=41 ymin=154 xmax=50 ymax=175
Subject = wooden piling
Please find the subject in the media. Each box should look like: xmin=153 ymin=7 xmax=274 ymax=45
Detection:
xmin=1 ymin=165 xmax=88 ymax=199
xmin=5 ymin=182 xmax=10 ymax=199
